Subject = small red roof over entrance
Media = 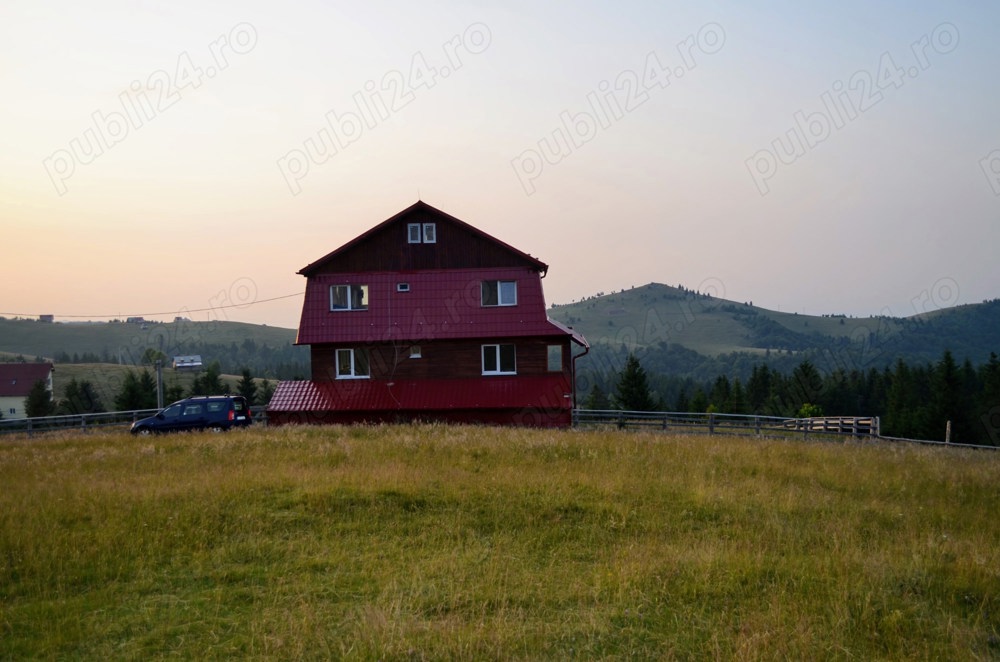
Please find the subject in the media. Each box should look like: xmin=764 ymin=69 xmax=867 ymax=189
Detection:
xmin=268 ymin=375 xmax=573 ymax=413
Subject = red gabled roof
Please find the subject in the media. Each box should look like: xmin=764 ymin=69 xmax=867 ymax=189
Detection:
xmin=0 ymin=363 xmax=53 ymax=397
xmin=267 ymin=375 xmax=573 ymax=413
xmin=297 ymin=267 xmax=586 ymax=346
xmin=297 ymin=201 xmax=548 ymax=276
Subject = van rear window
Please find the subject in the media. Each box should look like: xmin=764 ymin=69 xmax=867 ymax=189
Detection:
xmin=207 ymin=402 xmax=225 ymax=413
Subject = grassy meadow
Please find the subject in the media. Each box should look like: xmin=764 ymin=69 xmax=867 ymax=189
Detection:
xmin=1 ymin=425 xmax=998 ymax=659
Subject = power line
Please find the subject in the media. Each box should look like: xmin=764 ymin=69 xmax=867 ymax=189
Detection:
xmin=0 ymin=292 xmax=305 ymax=319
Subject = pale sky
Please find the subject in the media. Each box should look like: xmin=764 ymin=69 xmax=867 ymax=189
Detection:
xmin=3 ymin=1 xmax=998 ymax=329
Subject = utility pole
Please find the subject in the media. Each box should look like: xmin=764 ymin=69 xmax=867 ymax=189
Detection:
xmin=155 ymin=359 xmax=164 ymax=409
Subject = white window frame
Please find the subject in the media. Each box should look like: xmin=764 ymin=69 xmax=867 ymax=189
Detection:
xmin=407 ymin=223 xmax=422 ymax=243
xmin=481 ymin=280 xmax=517 ymax=307
xmin=335 ymin=348 xmax=370 ymax=379
xmin=407 ymin=222 xmax=436 ymax=243
xmin=409 ymin=345 xmax=422 ymax=359
xmin=330 ymin=284 xmax=368 ymax=312
xmin=422 ymin=223 xmax=436 ymax=243
xmin=482 ymin=344 xmax=516 ymax=375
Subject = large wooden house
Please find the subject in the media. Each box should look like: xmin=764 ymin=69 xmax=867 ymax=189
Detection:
xmin=267 ymin=201 xmax=588 ymax=427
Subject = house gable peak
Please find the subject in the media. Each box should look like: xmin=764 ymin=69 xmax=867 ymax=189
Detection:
xmin=298 ymin=201 xmax=548 ymax=276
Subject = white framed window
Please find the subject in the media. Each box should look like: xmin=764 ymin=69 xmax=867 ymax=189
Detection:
xmin=407 ymin=222 xmax=436 ymax=243
xmin=409 ymin=345 xmax=422 ymax=359
xmin=547 ymin=345 xmax=563 ymax=372
xmin=481 ymin=280 xmax=517 ymax=307
xmin=482 ymin=344 xmax=516 ymax=375
xmin=407 ymin=223 xmax=422 ymax=243
xmin=330 ymin=284 xmax=368 ymax=311
xmin=397 ymin=283 xmax=410 ymax=293
xmin=336 ymin=348 xmax=370 ymax=379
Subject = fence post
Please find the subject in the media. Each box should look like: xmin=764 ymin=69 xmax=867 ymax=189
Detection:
xmin=708 ymin=413 xmax=715 ymax=435
xmin=27 ymin=418 xmax=33 ymax=439
xmin=754 ymin=416 xmax=760 ymax=436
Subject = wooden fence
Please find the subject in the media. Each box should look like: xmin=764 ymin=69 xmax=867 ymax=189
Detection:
xmin=0 ymin=409 xmax=160 ymax=436
xmin=3 ymin=407 xmax=995 ymax=450
xmin=0 ymin=406 xmax=269 ymax=437
xmin=573 ymin=409 xmax=880 ymax=440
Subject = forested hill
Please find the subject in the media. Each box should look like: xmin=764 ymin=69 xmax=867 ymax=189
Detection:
xmin=0 ymin=318 xmax=306 ymax=379
xmin=549 ymin=283 xmax=1000 ymax=383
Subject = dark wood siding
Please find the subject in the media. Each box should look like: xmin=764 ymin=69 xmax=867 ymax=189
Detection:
xmin=308 ymin=208 xmax=541 ymax=274
xmin=311 ymin=337 xmax=571 ymax=382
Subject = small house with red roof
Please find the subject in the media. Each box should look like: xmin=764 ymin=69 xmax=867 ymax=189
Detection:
xmin=267 ymin=201 xmax=588 ymax=427
xmin=0 ymin=363 xmax=54 ymax=420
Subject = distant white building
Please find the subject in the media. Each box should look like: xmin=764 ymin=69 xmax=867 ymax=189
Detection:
xmin=172 ymin=355 xmax=203 ymax=371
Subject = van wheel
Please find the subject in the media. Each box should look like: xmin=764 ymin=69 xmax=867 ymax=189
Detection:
xmin=134 ymin=427 xmax=152 ymax=436
xmin=209 ymin=426 xmax=224 ymax=433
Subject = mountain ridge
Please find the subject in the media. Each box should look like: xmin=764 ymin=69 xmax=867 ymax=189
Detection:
xmin=548 ymin=282 xmax=1000 ymax=383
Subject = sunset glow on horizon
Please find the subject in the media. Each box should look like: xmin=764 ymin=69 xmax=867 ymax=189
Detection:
xmin=3 ymin=1 xmax=999 ymax=329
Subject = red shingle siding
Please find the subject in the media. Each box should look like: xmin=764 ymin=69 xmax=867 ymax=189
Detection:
xmin=267 ymin=375 xmax=573 ymax=428
xmin=296 ymin=267 xmax=567 ymax=346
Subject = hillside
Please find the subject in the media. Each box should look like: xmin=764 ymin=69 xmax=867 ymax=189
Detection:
xmin=550 ymin=283 xmax=1000 ymax=383
xmin=0 ymin=318 xmax=307 ymax=379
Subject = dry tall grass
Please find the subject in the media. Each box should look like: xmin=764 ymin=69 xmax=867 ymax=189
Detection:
xmin=1 ymin=425 xmax=998 ymax=659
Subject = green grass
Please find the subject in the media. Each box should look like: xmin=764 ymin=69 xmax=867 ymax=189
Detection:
xmin=2 ymin=425 xmax=998 ymax=659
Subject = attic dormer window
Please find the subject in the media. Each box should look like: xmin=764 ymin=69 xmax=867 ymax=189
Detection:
xmin=407 ymin=223 xmax=436 ymax=244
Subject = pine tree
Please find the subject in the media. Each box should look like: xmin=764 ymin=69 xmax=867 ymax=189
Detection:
xmin=690 ymin=388 xmax=709 ymax=414
xmin=930 ymin=350 xmax=974 ymax=442
xmin=613 ymin=353 xmax=657 ymax=411
xmin=237 ymin=368 xmax=258 ymax=405
xmin=746 ymin=365 xmax=772 ymax=413
xmin=115 ymin=371 xmax=142 ymax=411
xmin=727 ymin=378 xmax=749 ymax=414
xmin=137 ymin=370 xmax=158 ymax=409
xmin=191 ymin=362 xmax=225 ymax=396
xmin=709 ymin=375 xmax=731 ymax=411
xmin=24 ymin=380 xmax=54 ymax=418
xmin=115 ymin=370 xmax=157 ymax=410
xmin=979 ymin=353 xmax=1000 ymax=445
xmin=789 ymin=360 xmax=824 ymax=412
xmin=584 ymin=383 xmax=610 ymax=410
xmin=58 ymin=378 xmax=105 ymax=415
xmin=259 ymin=379 xmax=275 ymax=406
